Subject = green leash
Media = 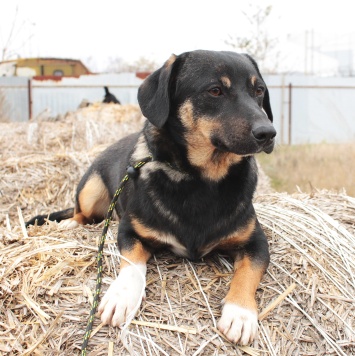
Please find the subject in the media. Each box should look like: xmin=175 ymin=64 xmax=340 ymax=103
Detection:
xmin=80 ymin=156 xmax=152 ymax=355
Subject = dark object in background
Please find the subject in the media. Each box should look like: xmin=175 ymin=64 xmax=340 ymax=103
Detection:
xmin=103 ymin=86 xmax=120 ymax=104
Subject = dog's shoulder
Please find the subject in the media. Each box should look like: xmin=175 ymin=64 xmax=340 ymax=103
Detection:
xmin=79 ymin=132 xmax=141 ymax=196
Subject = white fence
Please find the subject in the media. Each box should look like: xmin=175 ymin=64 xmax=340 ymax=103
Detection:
xmin=1 ymin=73 xmax=355 ymax=144
xmin=265 ymin=75 xmax=355 ymax=144
xmin=0 ymin=73 xmax=144 ymax=122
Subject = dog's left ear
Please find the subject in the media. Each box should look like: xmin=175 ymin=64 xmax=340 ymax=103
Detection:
xmin=243 ymin=54 xmax=273 ymax=122
xmin=138 ymin=54 xmax=177 ymax=128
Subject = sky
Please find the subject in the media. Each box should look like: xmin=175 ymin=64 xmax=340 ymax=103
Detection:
xmin=1 ymin=0 xmax=354 ymax=73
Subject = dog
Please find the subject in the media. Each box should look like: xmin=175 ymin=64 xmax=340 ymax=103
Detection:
xmin=26 ymin=50 xmax=276 ymax=345
xmin=103 ymin=86 xmax=121 ymax=104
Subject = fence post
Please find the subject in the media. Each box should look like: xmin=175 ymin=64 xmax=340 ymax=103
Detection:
xmin=280 ymin=75 xmax=285 ymax=144
xmin=288 ymin=83 xmax=292 ymax=145
xmin=27 ymin=78 xmax=32 ymax=120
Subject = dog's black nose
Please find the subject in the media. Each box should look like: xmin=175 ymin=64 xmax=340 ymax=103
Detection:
xmin=252 ymin=125 xmax=276 ymax=143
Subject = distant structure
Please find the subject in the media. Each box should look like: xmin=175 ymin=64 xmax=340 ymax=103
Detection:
xmin=103 ymin=86 xmax=120 ymax=104
xmin=0 ymin=58 xmax=91 ymax=78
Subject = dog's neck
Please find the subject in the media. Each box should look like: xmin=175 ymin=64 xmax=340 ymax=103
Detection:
xmin=142 ymin=122 xmax=185 ymax=171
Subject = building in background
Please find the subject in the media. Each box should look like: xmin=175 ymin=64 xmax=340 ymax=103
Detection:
xmin=0 ymin=58 xmax=91 ymax=78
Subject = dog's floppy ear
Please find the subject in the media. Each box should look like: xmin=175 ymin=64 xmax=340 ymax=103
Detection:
xmin=243 ymin=54 xmax=273 ymax=122
xmin=138 ymin=54 xmax=177 ymax=128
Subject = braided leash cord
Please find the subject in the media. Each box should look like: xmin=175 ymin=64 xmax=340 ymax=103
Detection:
xmin=80 ymin=156 xmax=152 ymax=355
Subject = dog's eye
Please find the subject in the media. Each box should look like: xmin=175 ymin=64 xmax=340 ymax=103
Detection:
xmin=208 ymin=87 xmax=223 ymax=96
xmin=256 ymin=87 xmax=264 ymax=96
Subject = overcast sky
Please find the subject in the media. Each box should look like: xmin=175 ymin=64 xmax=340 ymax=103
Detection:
xmin=1 ymin=0 xmax=354 ymax=72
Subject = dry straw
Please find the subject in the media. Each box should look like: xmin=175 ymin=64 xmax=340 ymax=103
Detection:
xmin=0 ymin=103 xmax=354 ymax=355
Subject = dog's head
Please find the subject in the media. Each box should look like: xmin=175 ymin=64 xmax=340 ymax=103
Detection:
xmin=138 ymin=50 xmax=276 ymax=178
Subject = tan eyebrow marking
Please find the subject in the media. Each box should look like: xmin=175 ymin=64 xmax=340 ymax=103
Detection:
xmin=221 ymin=76 xmax=231 ymax=88
xmin=251 ymin=75 xmax=257 ymax=86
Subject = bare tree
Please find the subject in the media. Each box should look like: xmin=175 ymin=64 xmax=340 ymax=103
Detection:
xmin=225 ymin=5 xmax=279 ymax=73
xmin=127 ymin=56 xmax=160 ymax=72
xmin=0 ymin=6 xmax=35 ymax=61
xmin=104 ymin=56 xmax=127 ymax=73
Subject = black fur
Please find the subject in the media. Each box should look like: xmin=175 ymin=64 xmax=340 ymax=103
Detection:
xmin=26 ymin=208 xmax=74 ymax=227
xmin=103 ymin=86 xmax=120 ymax=104
xmin=25 ymin=51 xmax=279 ymax=343
xmin=27 ymin=50 xmax=276 ymax=264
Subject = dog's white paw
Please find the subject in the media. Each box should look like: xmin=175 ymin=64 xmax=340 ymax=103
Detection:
xmin=58 ymin=218 xmax=79 ymax=229
xmin=98 ymin=264 xmax=146 ymax=327
xmin=217 ymin=303 xmax=258 ymax=345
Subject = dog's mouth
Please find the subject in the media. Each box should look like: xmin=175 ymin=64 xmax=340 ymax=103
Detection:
xmin=261 ymin=139 xmax=275 ymax=154
xmin=211 ymin=135 xmax=275 ymax=156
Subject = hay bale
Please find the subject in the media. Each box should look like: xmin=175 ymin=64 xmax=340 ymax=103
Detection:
xmin=0 ymin=106 xmax=354 ymax=355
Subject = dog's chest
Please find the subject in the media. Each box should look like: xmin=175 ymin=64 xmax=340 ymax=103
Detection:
xmin=132 ymin=166 xmax=254 ymax=260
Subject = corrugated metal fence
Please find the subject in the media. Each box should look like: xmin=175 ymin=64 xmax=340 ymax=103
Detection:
xmin=0 ymin=73 xmax=144 ymax=122
xmin=265 ymin=75 xmax=355 ymax=144
xmin=1 ymin=73 xmax=355 ymax=144
xmin=0 ymin=77 xmax=30 ymax=122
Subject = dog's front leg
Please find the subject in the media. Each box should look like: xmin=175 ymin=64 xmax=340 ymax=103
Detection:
xmin=98 ymin=236 xmax=151 ymax=327
xmin=217 ymin=224 xmax=269 ymax=345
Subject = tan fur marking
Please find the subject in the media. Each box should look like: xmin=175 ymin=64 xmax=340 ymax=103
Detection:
xmin=131 ymin=133 xmax=150 ymax=161
xmin=179 ymin=100 xmax=194 ymax=129
xmin=224 ymin=255 xmax=265 ymax=311
xmin=142 ymin=161 xmax=189 ymax=182
xmin=221 ymin=76 xmax=231 ymax=88
xmin=217 ymin=218 xmax=256 ymax=249
xmin=251 ymin=75 xmax=257 ymax=86
xmin=166 ymin=54 xmax=177 ymax=67
xmin=78 ymin=174 xmax=110 ymax=222
xmin=147 ymin=190 xmax=179 ymax=223
xmin=132 ymin=132 xmax=189 ymax=182
xmin=120 ymin=241 xmax=151 ymax=269
xmin=131 ymin=217 xmax=188 ymax=256
xmin=201 ymin=218 xmax=256 ymax=255
xmin=71 ymin=212 xmax=90 ymax=225
xmin=179 ymin=101 xmax=242 ymax=181
xmin=131 ymin=217 xmax=157 ymax=241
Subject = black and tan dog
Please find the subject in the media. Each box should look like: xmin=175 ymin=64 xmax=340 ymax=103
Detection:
xmin=26 ymin=50 xmax=276 ymax=345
